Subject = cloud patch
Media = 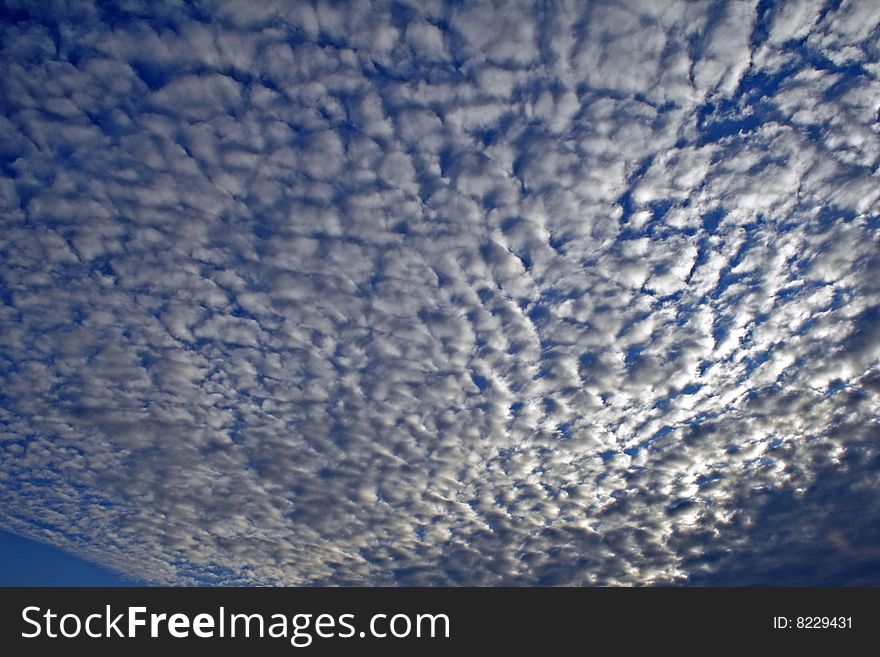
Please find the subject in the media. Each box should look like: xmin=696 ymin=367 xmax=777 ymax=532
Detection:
xmin=1 ymin=0 xmax=879 ymax=585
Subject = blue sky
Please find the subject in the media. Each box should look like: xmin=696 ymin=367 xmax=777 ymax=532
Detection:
xmin=1 ymin=0 xmax=880 ymax=586
xmin=0 ymin=529 xmax=141 ymax=586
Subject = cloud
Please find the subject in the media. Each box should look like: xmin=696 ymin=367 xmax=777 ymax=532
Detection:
xmin=1 ymin=0 xmax=879 ymax=585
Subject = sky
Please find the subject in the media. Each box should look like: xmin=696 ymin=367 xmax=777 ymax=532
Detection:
xmin=0 ymin=528 xmax=142 ymax=586
xmin=1 ymin=0 xmax=879 ymax=586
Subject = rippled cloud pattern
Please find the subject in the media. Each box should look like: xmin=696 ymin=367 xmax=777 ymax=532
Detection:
xmin=2 ymin=0 xmax=880 ymax=585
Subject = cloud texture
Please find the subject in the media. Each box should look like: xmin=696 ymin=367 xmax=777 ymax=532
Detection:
xmin=2 ymin=0 xmax=880 ymax=585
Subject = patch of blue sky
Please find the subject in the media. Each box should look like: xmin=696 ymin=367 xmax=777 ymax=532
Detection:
xmin=0 ymin=529 xmax=143 ymax=586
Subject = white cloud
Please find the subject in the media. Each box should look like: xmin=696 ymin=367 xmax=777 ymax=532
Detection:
xmin=1 ymin=0 xmax=879 ymax=586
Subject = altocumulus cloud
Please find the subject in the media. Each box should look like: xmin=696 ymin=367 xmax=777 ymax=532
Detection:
xmin=1 ymin=0 xmax=880 ymax=585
